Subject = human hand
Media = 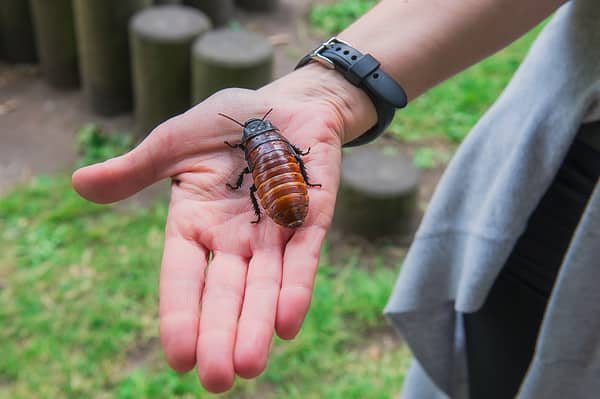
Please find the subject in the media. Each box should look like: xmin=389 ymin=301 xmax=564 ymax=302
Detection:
xmin=72 ymin=64 xmax=375 ymax=392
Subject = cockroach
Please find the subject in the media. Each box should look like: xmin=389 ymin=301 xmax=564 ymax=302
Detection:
xmin=220 ymin=109 xmax=321 ymax=228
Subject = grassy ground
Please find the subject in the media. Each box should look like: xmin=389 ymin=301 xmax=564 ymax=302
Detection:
xmin=0 ymin=171 xmax=409 ymax=398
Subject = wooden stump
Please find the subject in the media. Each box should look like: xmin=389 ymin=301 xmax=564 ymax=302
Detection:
xmin=235 ymin=0 xmax=279 ymax=12
xmin=30 ymin=0 xmax=79 ymax=89
xmin=183 ymin=0 xmax=234 ymax=27
xmin=73 ymin=0 xmax=151 ymax=116
xmin=0 ymin=0 xmax=37 ymax=63
xmin=130 ymin=5 xmax=211 ymax=139
xmin=333 ymin=147 xmax=419 ymax=240
xmin=192 ymin=29 xmax=273 ymax=103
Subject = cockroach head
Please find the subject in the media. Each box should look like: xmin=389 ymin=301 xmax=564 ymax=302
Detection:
xmin=242 ymin=118 xmax=275 ymax=140
xmin=218 ymin=109 xmax=277 ymax=141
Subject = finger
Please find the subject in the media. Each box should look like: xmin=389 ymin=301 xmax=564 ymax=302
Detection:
xmin=197 ymin=251 xmax=247 ymax=393
xmin=234 ymin=248 xmax=283 ymax=378
xmin=159 ymin=226 xmax=208 ymax=373
xmin=71 ymin=115 xmax=188 ymax=204
xmin=276 ymin=225 xmax=326 ymax=340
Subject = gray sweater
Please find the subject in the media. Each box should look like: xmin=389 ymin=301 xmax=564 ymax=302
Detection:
xmin=383 ymin=1 xmax=600 ymax=397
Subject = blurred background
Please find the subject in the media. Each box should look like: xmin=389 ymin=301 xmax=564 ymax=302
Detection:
xmin=0 ymin=0 xmax=543 ymax=397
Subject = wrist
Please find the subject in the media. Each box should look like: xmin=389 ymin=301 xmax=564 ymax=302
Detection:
xmin=263 ymin=63 xmax=377 ymax=145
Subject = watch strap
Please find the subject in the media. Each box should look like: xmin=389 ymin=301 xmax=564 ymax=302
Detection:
xmin=295 ymin=37 xmax=407 ymax=147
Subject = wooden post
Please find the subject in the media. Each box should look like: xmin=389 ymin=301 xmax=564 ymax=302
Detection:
xmin=183 ymin=0 xmax=234 ymax=27
xmin=333 ymin=147 xmax=419 ymax=240
xmin=30 ymin=0 xmax=79 ymax=89
xmin=191 ymin=29 xmax=273 ymax=104
xmin=130 ymin=5 xmax=211 ymax=139
xmin=235 ymin=0 xmax=279 ymax=12
xmin=73 ymin=0 xmax=151 ymax=115
xmin=0 ymin=0 xmax=37 ymax=63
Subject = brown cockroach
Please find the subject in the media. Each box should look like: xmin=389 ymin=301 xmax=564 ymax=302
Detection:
xmin=220 ymin=109 xmax=321 ymax=228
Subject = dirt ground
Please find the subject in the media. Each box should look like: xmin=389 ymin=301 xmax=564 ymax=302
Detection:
xmin=0 ymin=0 xmax=320 ymax=199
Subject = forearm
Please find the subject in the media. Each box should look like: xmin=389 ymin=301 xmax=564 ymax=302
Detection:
xmin=268 ymin=0 xmax=566 ymax=145
xmin=340 ymin=0 xmax=566 ymax=100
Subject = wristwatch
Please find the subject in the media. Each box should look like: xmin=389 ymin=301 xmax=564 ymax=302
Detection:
xmin=295 ymin=37 xmax=407 ymax=147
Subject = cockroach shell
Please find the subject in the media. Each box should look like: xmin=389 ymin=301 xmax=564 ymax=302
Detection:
xmin=269 ymin=196 xmax=309 ymax=227
xmin=259 ymin=178 xmax=309 ymax=227
xmin=247 ymin=136 xmax=309 ymax=227
xmin=222 ymin=111 xmax=319 ymax=227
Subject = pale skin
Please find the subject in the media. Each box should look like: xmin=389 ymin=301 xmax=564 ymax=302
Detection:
xmin=72 ymin=0 xmax=566 ymax=393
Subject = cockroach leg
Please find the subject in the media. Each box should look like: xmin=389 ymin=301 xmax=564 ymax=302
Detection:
xmin=220 ymin=111 xmax=314 ymax=227
xmin=296 ymin=155 xmax=322 ymax=188
xmin=249 ymin=184 xmax=261 ymax=224
xmin=225 ymin=141 xmax=245 ymax=150
xmin=291 ymin=144 xmax=310 ymax=156
xmin=226 ymin=167 xmax=250 ymax=190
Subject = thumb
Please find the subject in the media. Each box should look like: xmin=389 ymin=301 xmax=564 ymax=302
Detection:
xmin=72 ymin=118 xmax=183 ymax=204
xmin=72 ymin=88 xmax=269 ymax=204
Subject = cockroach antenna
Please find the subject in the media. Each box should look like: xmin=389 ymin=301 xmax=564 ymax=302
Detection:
xmin=218 ymin=113 xmax=245 ymax=127
xmin=261 ymin=108 xmax=274 ymax=121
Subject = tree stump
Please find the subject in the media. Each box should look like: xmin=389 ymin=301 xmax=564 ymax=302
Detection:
xmin=235 ymin=0 xmax=279 ymax=12
xmin=130 ymin=5 xmax=211 ymax=139
xmin=0 ymin=0 xmax=37 ymax=63
xmin=30 ymin=0 xmax=79 ymax=89
xmin=192 ymin=29 xmax=273 ymax=103
xmin=73 ymin=0 xmax=151 ymax=116
xmin=183 ymin=0 xmax=234 ymax=27
xmin=333 ymin=147 xmax=419 ymax=240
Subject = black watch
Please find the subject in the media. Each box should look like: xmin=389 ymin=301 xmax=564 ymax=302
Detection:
xmin=295 ymin=37 xmax=407 ymax=147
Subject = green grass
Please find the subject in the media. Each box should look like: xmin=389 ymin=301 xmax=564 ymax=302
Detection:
xmin=75 ymin=124 xmax=133 ymax=168
xmin=412 ymin=147 xmax=451 ymax=170
xmin=310 ymin=0 xmax=376 ymax=33
xmin=0 ymin=174 xmax=409 ymax=398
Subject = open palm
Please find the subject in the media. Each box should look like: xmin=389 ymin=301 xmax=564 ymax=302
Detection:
xmin=72 ymin=84 xmax=347 ymax=392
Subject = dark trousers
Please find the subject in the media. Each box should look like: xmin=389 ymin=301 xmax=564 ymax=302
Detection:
xmin=463 ymin=123 xmax=600 ymax=399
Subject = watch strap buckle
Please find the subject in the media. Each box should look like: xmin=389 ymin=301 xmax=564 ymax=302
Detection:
xmin=306 ymin=37 xmax=351 ymax=69
xmin=295 ymin=37 xmax=408 ymax=147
